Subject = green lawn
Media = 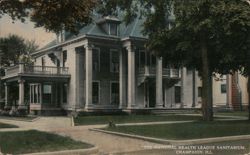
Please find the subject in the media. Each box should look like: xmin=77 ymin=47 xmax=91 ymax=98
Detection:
xmin=114 ymin=139 xmax=250 ymax=155
xmin=74 ymin=114 xmax=204 ymax=125
xmin=0 ymin=122 xmax=18 ymax=128
xmin=215 ymin=111 xmax=249 ymax=117
xmin=0 ymin=130 xmax=93 ymax=154
xmin=104 ymin=120 xmax=250 ymax=140
xmin=0 ymin=116 xmax=37 ymax=121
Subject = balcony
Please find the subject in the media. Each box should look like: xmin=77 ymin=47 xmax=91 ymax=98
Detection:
xmin=2 ymin=64 xmax=70 ymax=80
xmin=138 ymin=66 xmax=181 ymax=78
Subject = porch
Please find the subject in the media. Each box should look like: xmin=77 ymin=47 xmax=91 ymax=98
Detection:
xmin=2 ymin=64 xmax=70 ymax=115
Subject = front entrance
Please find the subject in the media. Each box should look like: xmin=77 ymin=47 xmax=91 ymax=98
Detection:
xmin=29 ymin=82 xmax=68 ymax=111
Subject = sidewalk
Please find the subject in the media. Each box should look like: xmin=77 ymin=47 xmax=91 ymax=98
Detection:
xmin=0 ymin=115 xmax=249 ymax=154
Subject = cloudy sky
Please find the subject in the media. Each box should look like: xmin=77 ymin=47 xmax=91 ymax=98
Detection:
xmin=0 ymin=15 xmax=55 ymax=48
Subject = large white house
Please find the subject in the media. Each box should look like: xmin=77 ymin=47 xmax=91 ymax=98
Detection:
xmin=1 ymin=15 xmax=248 ymax=115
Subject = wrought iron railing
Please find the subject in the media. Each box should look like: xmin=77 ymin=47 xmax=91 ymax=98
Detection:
xmin=24 ymin=65 xmax=69 ymax=75
xmin=138 ymin=66 xmax=180 ymax=78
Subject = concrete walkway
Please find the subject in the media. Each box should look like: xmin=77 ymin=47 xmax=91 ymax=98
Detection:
xmin=0 ymin=117 xmax=164 ymax=154
xmin=0 ymin=115 xmax=248 ymax=154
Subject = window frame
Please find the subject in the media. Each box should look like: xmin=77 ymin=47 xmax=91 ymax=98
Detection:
xmin=174 ymin=86 xmax=181 ymax=103
xmin=110 ymin=81 xmax=119 ymax=105
xmin=109 ymin=23 xmax=118 ymax=36
xmin=139 ymin=50 xmax=146 ymax=68
xmin=92 ymin=81 xmax=100 ymax=104
xmin=30 ymin=83 xmax=41 ymax=104
xmin=221 ymin=84 xmax=227 ymax=94
xmin=92 ymin=48 xmax=101 ymax=72
xmin=110 ymin=49 xmax=119 ymax=73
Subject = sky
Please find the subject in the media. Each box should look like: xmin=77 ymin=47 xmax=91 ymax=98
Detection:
xmin=0 ymin=15 xmax=55 ymax=48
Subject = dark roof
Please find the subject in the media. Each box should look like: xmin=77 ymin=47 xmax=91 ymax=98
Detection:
xmin=39 ymin=12 xmax=174 ymax=51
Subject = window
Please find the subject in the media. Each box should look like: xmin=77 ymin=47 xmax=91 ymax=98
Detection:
xmin=109 ymin=23 xmax=118 ymax=36
xmin=111 ymin=82 xmax=119 ymax=105
xmin=30 ymin=84 xmax=41 ymax=104
xmin=110 ymin=50 xmax=119 ymax=73
xmin=198 ymin=87 xmax=202 ymax=97
xmin=139 ymin=50 xmax=146 ymax=68
xmin=63 ymin=84 xmax=68 ymax=103
xmin=92 ymin=48 xmax=100 ymax=71
xmin=221 ymin=84 xmax=227 ymax=93
xmin=175 ymin=86 xmax=181 ymax=103
xmin=63 ymin=51 xmax=67 ymax=67
xmin=43 ymin=84 xmax=52 ymax=104
xmin=92 ymin=82 xmax=99 ymax=104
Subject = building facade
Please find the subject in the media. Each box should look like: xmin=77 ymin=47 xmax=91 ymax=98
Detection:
xmin=1 ymin=16 xmax=248 ymax=115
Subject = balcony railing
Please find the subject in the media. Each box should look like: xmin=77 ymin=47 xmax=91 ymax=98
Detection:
xmin=5 ymin=64 xmax=69 ymax=77
xmin=138 ymin=66 xmax=180 ymax=78
xmin=24 ymin=65 xmax=69 ymax=75
xmin=5 ymin=65 xmax=19 ymax=76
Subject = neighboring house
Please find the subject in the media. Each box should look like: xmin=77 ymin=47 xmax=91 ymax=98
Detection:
xmin=1 ymin=15 xmax=248 ymax=115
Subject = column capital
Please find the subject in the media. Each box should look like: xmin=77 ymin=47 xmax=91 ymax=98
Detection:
xmin=125 ymin=44 xmax=136 ymax=52
xmin=18 ymin=79 xmax=25 ymax=83
xmin=84 ymin=43 xmax=94 ymax=50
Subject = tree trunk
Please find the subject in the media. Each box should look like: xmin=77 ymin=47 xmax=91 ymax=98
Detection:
xmin=247 ymin=77 xmax=250 ymax=121
xmin=201 ymin=39 xmax=213 ymax=121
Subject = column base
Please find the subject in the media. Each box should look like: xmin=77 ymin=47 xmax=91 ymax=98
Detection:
xmin=155 ymin=104 xmax=164 ymax=108
xmin=18 ymin=105 xmax=27 ymax=110
xmin=17 ymin=105 xmax=28 ymax=116
xmin=4 ymin=105 xmax=11 ymax=110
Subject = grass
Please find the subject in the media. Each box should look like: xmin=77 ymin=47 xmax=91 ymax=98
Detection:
xmin=0 ymin=122 xmax=18 ymax=128
xmin=74 ymin=114 xmax=204 ymax=125
xmin=215 ymin=111 xmax=249 ymax=117
xmin=104 ymin=120 xmax=250 ymax=140
xmin=0 ymin=115 xmax=37 ymax=121
xmin=114 ymin=139 xmax=250 ymax=155
xmin=0 ymin=130 xmax=93 ymax=154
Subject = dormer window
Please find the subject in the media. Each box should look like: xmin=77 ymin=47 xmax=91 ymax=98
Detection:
xmin=97 ymin=16 xmax=121 ymax=36
xmin=109 ymin=23 xmax=118 ymax=36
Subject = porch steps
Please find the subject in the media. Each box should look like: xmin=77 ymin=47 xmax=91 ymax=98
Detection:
xmin=150 ymin=108 xmax=200 ymax=115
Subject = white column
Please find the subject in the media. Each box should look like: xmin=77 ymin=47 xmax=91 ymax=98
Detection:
xmin=18 ymin=80 xmax=25 ymax=109
xmin=127 ymin=45 xmax=136 ymax=109
xmin=119 ymin=49 xmax=126 ymax=109
xmin=85 ymin=44 xmax=92 ymax=110
xmin=4 ymin=83 xmax=10 ymax=109
xmin=226 ymin=74 xmax=232 ymax=108
xmin=19 ymin=63 xmax=24 ymax=73
xmin=192 ymin=70 xmax=197 ymax=107
xmin=156 ymin=56 xmax=163 ymax=108
xmin=181 ymin=67 xmax=187 ymax=107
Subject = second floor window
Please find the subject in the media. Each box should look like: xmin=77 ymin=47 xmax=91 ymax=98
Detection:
xmin=139 ymin=50 xmax=146 ymax=68
xmin=110 ymin=50 xmax=119 ymax=73
xmin=92 ymin=49 xmax=100 ymax=71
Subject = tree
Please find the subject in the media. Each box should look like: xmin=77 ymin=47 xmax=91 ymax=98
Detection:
xmin=99 ymin=0 xmax=250 ymax=121
xmin=0 ymin=34 xmax=38 ymax=104
xmin=0 ymin=34 xmax=38 ymax=66
xmin=163 ymin=0 xmax=250 ymax=121
xmin=0 ymin=0 xmax=97 ymax=33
